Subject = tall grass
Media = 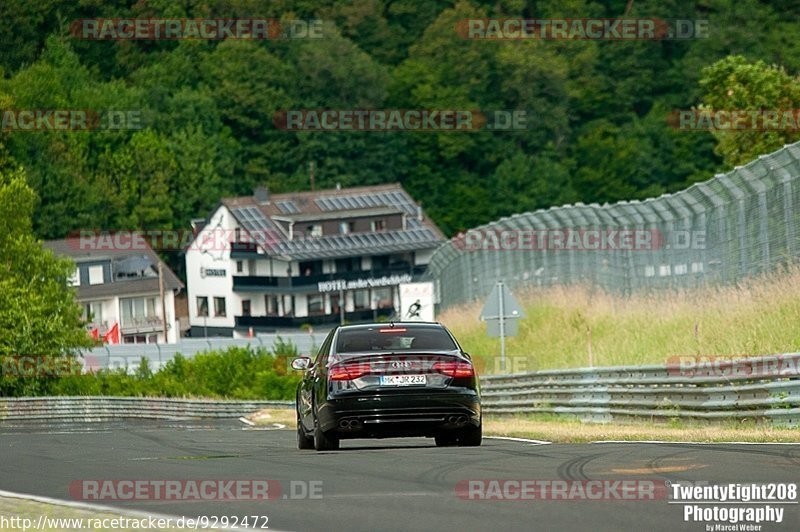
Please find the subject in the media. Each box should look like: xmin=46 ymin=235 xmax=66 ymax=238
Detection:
xmin=439 ymin=267 xmax=800 ymax=374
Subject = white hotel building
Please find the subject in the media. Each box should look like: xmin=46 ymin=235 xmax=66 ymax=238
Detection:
xmin=185 ymin=183 xmax=445 ymax=337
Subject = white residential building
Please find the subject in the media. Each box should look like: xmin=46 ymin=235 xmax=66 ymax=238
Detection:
xmin=185 ymin=183 xmax=445 ymax=337
xmin=44 ymin=239 xmax=183 ymax=344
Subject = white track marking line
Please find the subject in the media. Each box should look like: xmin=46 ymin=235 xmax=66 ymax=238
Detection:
xmin=242 ymin=423 xmax=287 ymax=430
xmin=591 ymin=440 xmax=800 ymax=445
xmin=487 ymin=436 xmax=552 ymax=445
xmin=238 ymin=417 xmax=255 ymax=426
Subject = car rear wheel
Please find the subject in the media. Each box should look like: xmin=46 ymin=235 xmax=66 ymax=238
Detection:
xmin=312 ymin=408 xmax=339 ymax=451
xmin=314 ymin=421 xmax=340 ymax=451
xmin=297 ymin=412 xmax=314 ymax=450
xmin=457 ymin=423 xmax=482 ymax=447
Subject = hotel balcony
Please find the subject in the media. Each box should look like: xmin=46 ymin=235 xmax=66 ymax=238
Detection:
xmin=232 ymin=265 xmax=426 ymax=292
xmin=234 ymin=308 xmax=394 ymax=330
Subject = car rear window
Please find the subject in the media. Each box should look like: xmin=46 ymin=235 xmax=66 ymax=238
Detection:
xmin=335 ymin=326 xmax=457 ymax=353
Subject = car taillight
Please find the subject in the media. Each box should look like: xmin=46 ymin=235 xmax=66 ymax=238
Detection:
xmin=328 ymin=363 xmax=372 ymax=381
xmin=432 ymin=360 xmax=475 ymax=378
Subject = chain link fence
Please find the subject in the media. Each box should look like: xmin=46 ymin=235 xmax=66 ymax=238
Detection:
xmin=426 ymin=141 xmax=800 ymax=309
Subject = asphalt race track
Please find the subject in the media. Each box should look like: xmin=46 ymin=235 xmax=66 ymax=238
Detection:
xmin=0 ymin=420 xmax=798 ymax=531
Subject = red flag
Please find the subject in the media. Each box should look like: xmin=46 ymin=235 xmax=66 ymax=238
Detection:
xmin=103 ymin=323 xmax=120 ymax=345
xmin=90 ymin=328 xmax=100 ymax=340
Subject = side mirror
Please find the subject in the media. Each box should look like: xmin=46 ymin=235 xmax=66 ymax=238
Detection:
xmin=291 ymin=357 xmax=311 ymax=371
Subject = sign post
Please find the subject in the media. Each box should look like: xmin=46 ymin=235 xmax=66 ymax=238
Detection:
xmin=480 ymin=281 xmax=524 ymax=372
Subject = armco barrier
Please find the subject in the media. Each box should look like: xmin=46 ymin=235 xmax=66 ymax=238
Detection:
xmin=0 ymin=397 xmax=292 ymax=423
xmin=3 ymin=354 xmax=799 ymax=426
xmin=480 ymin=353 xmax=800 ymax=427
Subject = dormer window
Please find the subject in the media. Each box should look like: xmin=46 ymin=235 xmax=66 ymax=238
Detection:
xmin=306 ymin=224 xmax=323 ymax=238
xmin=339 ymin=221 xmax=354 ymax=234
xmin=88 ymin=265 xmax=104 ymax=285
xmin=371 ymin=219 xmax=386 ymax=232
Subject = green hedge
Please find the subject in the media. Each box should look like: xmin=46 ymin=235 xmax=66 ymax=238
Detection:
xmin=1 ymin=339 xmax=304 ymax=400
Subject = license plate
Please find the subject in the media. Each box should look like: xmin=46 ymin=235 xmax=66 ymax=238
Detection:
xmin=380 ymin=374 xmax=426 ymax=386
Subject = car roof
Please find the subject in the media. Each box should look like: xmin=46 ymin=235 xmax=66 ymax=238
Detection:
xmin=335 ymin=322 xmax=445 ymax=331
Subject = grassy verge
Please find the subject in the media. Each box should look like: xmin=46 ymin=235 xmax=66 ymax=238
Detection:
xmin=245 ymin=410 xmax=799 ymax=443
xmin=245 ymin=407 xmax=296 ymax=427
xmin=438 ymin=267 xmax=800 ymax=374
xmin=483 ymin=415 xmax=799 ymax=443
xmin=0 ymin=496 xmax=213 ymax=531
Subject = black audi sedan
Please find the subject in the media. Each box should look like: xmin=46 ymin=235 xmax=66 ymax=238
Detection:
xmin=292 ymin=322 xmax=481 ymax=451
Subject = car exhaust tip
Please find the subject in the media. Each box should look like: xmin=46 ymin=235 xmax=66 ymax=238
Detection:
xmin=339 ymin=419 xmax=361 ymax=429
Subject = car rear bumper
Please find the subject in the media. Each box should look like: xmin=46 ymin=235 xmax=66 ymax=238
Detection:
xmin=317 ymin=390 xmax=481 ymax=438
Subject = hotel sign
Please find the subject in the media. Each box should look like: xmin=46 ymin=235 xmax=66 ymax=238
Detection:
xmin=317 ymin=274 xmax=412 ymax=293
xmin=200 ymin=267 xmax=227 ymax=278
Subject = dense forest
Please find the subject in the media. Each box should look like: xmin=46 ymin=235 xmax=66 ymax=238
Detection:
xmin=1 ymin=0 xmax=800 ymax=243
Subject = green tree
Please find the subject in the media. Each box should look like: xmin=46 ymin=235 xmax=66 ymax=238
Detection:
xmin=0 ymin=165 xmax=92 ymax=356
xmin=699 ymin=55 xmax=800 ymax=167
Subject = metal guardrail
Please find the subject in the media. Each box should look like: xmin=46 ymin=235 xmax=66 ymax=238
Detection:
xmin=0 ymin=397 xmax=292 ymax=423
xmin=480 ymin=353 xmax=800 ymax=427
xmin=4 ymin=354 xmax=799 ymax=426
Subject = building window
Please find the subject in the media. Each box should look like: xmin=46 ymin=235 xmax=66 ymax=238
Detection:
xmin=214 ymin=297 xmax=227 ymax=317
xmin=308 ymin=294 xmax=324 ymax=315
xmin=305 ymin=224 xmax=322 ymax=238
xmin=197 ymin=296 xmax=209 ymax=317
xmin=236 ymin=260 xmax=243 ymax=273
xmin=335 ymin=257 xmax=360 ymax=273
xmin=373 ymin=287 xmax=393 ymax=309
xmin=339 ymin=221 xmax=354 ymax=234
xmin=147 ymin=297 xmax=157 ymax=317
xmin=283 ymin=295 xmax=295 ymax=317
xmin=371 ymin=255 xmax=390 ymax=270
xmin=353 ymin=289 xmax=369 ymax=310
xmin=83 ymin=302 xmax=103 ymax=324
xmin=68 ymin=268 xmax=79 ymax=287
xmin=242 ymin=299 xmax=251 ymax=317
xmin=330 ymin=293 xmax=341 ymax=315
xmin=265 ymin=295 xmax=279 ymax=316
xmin=299 ymin=260 xmax=323 ymax=276
xmin=370 ymin=219 xmax=386 ymax=232
xmin=120 ymin=296 xmax=159 ymax=327
xmin=88 ymin=265 xmax=104 ymax=285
